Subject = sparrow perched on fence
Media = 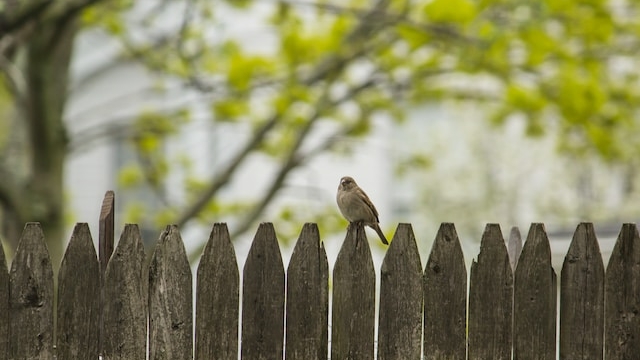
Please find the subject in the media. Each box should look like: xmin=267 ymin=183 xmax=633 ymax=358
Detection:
xmin=336 ymin=176 xmax=389 ymax=245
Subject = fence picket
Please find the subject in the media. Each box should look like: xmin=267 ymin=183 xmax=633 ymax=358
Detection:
xmin=103 ymin=224 xmax=147 ymax=360
xmin=98 ymin=190 xmax=115 ymax=357
xmin=331 ymin=223 xmax=376 ymax=360
xmin=468 ymin=224 xmax=513 ymax=360
xmin=514 ymin=223 xmax=556 ymax=360
xmin=508 ymin=226 xmax=522 ymax=271
xmin=57 ymin=223 xmax=100 ymax=360
xmin=149 ymin=225 xmax=192 ymax=360
xmin=195 ymin=223 xmax=239 ymax=360
xmin=423 ymin=223 xmax=467 ymax=360
xmin=377 ymin=223 xmax=422 ymax=360
xmin=241 ymin=223 xmax=285 ymax=360
xmin=605 ymin=223 xmax=640 ymax=359
xmin=6 ymin=215 xmax=640 ymax=359
xmin=0 ymin=231 xmax=9 ymax=359
xmin=559 ymin=223 xmax=604 ymax=359
xmin=285 ymin=223 xmax=329 ymax=360
xmin=8 ymin=223 xmax=54 ymax=359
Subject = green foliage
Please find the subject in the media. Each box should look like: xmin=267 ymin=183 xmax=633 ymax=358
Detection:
xmin=72 ymin=0 xmax=640 ymax=244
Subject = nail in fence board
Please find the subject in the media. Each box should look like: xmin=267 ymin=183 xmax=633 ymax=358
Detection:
xmin=285 ymin=223 xmax=329 ymax=360
xmin=514 ymin=223 xmax=556 ymax=360
xmin=423 ymin=223 xmax=467 ymax=360
xmin=241 ymin=223 xmax=285 ymax=360
xmin=468 ymin=224 xmax=513 ymax=360
xmin=195 ymin=223 xmax=239 ymax=360
xmin=149 ymin=225 xmax=193 ymax=360
xmin=9 ymin=223 xmax=54 ymax=359
xmin=560 ymin=223 xmax=604 ymax=359
xmin=57 ymin=223 xmax=100 ymax=360
xmin=377 ymin=223 xmax=423 ymax=360
xmin=0 ymin=239 xmax=8 ymax=359
xmin=103 ymin=224 xmax=147 ymax=360
xmin=605 ymin=223 xmax=640 ymax=359
xmin=331 ymin=223 xmax=376 ymax=360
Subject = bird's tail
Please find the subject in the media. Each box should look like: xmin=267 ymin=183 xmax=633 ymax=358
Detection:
xmin=371 ymin=223 xmax=389 ymax=245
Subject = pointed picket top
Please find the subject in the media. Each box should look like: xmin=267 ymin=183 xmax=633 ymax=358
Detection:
xmin=103 ymin=224 xmax=147 ymax=360
xmin=508 ymin=226 xmax=522 ymax=271
xmin=331 ymin=222 xmax=375 ymax=360
xmin=513 ymin=223 xmax=556 ymax=360
xmin=149 ymin=225 xmax=193 ymax=360
xmin=469 ymin=224 xmax=513 ymax=360
xmin=423 ymin=222 xmax=467 ymax=360
xmin=285 ymin=223 xmax=329 ymax=360
xmin=605 ymin=223 xmax=640 ymax=359
xmin=378 ymin=223 xmax=422 ymax=360
xmin=241 ymin=223 xmax=285 ymax=360
xmin=9 ymin=223 xmax=54 ymax=359
xmin=560 ymin=222 xmax=604 ymax=359
xmin=195 ymin=223 xmax=239 ymax=360
xmin=57 ymin=223 xmax=100 ymax=360
xmin=0 ymin=236 xmax=8 ymax=359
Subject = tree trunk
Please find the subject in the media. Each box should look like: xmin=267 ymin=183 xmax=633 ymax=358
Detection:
xmin=1 ymin=16 xmax=78 ymax=268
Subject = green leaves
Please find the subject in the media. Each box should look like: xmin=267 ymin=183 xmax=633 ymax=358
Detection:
xmin=423 ymin=0 xmax=477 ymax=24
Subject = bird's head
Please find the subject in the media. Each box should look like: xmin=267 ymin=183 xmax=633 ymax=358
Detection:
xmin=339 ymin=176 xmax=357 ymax=190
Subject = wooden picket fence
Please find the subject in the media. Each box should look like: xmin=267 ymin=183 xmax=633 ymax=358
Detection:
xmin=1 ymin=192 xmax=639 ymax=359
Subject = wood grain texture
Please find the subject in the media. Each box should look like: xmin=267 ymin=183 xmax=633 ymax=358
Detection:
xmin=9 ymin=223 xmax=54 ymax=359
xmin=605 ymin=223 xmax=640 ymax=359
xmin=57 ymin=223 xmax=100 ymax=360
xmin=285 ymin=223 xmax=329 ymax=360
xmin=423 ymin=223 xmax=467 ymax=360
xmin=195 ymin=223 xmax=239 ymax=360
xmin=377 ymin=223 xmax=423 ymax=360
xmin=560 ymin=223 xmax=604 ymax=360
xmin=98 ymin=190 xmax=115 ymax=356
xmin=514 ymin=223 xmax=556 ymax=360
xmin=0 ymin=230 xmax=10 ymax=359
xmin=103 ymin=224 xmax=147 ymax=360
xmin=149 ymin=225 xmax=193 ymax=360
xmin=241 ymin=223 xmax=285 ymax=360
xmin=331 ymin=222 xmax=376 ymax=360
xmin=468 ymin=224 xmax=513 ymax=360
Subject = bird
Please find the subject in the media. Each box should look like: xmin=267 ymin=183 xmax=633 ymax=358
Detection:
xmin=336 ymin=176 xmax=389 ymax=245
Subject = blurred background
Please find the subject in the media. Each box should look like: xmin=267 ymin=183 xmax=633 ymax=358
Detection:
xmin=1 ymin=0 xmax=639 ymax=271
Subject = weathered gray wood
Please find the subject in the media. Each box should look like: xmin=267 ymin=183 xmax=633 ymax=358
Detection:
xmin=103 ymin=224 xmax=147 ymax=360
xmin=559 ymin=222 xmax=604 ymax=360
xmin=468 ymin=224 xmax=513 ymax=360
xmin=195 ymin=223 xmax=239 ymax=360
xmin=0 ymin=233 xmax=9 ymax=359
xmin=508 ymin=226 xmax=522 ymax=271
xmin=57 ymin=223 xmax=100 ymax=360
xmin=331 ymin=222 xmax=376 ymax=360
xmin=8 ymin=223 xmax=54 ymax=359
xmin=99 ymin=190 xmax=115 ymax=278
xmin=241 ymin=222 xmax=285 ymax=360
xmin=423 ymin=223 xmax=467 ymax=360
xmin=149 ymin=225 xmax=193 ymax=360
xmin=285 ymin=223 xmax=329 ymax=360
xmin=377 ymin=223 xmax=422 ymax=360
xmin=513 ymin=223 xmax=556 ymax=360
xmin=98 ymin=190 xmax=115 ymax=357
xmin=605 ymin=223 xmax=640 ymax=359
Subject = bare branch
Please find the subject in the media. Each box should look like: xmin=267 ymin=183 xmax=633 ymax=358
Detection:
xmin=175 ymin=114 xmax=280 ymax=227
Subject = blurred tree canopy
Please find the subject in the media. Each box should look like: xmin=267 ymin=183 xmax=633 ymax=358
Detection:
xmin=1 ymin=0 xmax=639 ymax=263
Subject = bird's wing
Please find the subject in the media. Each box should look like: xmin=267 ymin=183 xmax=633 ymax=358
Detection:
xmin=358 ymin=188 xmax=380 ymax=222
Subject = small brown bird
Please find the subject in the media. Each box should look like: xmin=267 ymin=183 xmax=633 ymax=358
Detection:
xmin=336 ymin=176 xmax=388 ymax=245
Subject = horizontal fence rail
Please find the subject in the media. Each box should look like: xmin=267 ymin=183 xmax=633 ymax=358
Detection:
xmin=2 ymin=219 xmax=640 ymax=359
